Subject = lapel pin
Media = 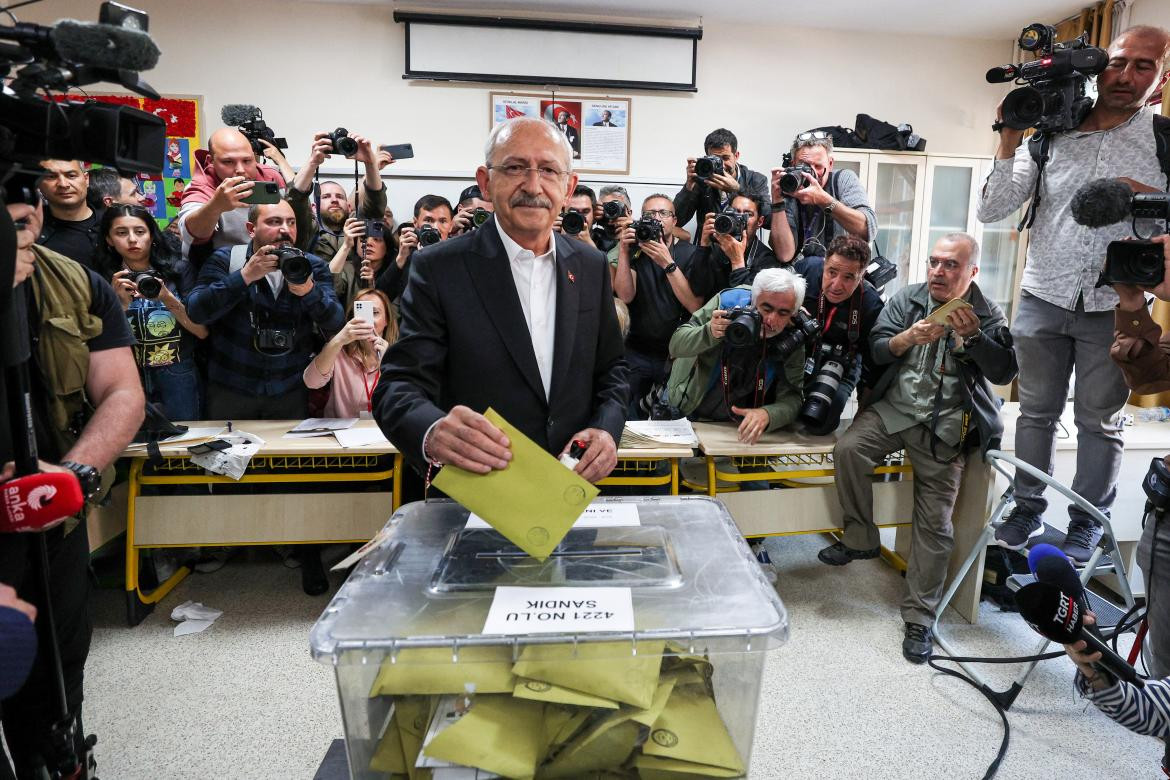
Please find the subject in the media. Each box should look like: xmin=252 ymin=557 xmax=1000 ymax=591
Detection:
xmin=567 ymin=271 xmax=576 ymax=283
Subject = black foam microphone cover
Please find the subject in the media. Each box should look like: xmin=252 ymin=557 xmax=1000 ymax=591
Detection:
xmin=50 ymin=19 xmax=160 ymax=71
xmin=1069 ymin=178 xmax=1133 ymax=228
xmin=221 ymin=104 xmax=261 ymax=127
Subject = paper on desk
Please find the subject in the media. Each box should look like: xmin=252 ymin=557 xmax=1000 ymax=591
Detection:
xmin=621 ymin=419 xmax=699 ymax=447
xmin=334 ymin=426 xmax=390 ymax=448
xmin=170 ymin=600 xmax=223 ymax=637
xmin=189 ymin=431 xmax=263 ymax=480
xmin=465 ymin=502 xmax=639 ymax=530
xmin=289 ymin=417 xmax=357 ymax=433
xmin=124 ymin=426 xmax=226 ymax=451
xmin=432 ymin=408 xmax=597 ymax=560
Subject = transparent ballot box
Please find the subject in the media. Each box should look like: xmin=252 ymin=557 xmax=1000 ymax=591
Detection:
xmin=310 ymin=496 xmax=788 ymax=779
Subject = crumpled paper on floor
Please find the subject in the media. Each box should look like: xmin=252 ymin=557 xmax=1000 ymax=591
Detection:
xmin=170 ymin=600 xmax=223 ymax=636
xmin=189 ymin=431 xmax=264 ymax=480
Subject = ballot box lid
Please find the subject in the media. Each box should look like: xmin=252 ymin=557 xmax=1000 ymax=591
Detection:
xmin=311 ymin=496 xmax=788 ymax=660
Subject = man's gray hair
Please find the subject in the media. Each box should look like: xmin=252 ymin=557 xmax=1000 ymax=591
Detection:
xmin=599 ymin=184 xmax=631 ymax=207
xmin=484 ymin=117 xmax=572 ymax=170
xmin=752 ymin=267 xmax=806 ymax=306
xmin=941 ymin=232 xmax=980 ymax=268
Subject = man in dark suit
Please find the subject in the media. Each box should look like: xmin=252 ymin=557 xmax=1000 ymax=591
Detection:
xmin=374 ymin=117 xmax=627 ymax=483
xmin=555 ymin=111 xmax=580 ymax=159
xmin=593 ymin=110 xmax=617 ymax=127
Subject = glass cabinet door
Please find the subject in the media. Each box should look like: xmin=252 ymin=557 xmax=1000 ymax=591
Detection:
xmin=868 ymin=156 xmax=926 ymax=298
xmin=974 ymin=160 xmax=1024 ymax=320
xmin=923 ymin=163 xmax=975 ymax=262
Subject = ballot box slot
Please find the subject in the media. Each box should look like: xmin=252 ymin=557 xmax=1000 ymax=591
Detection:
xmin=474 ymin=546 xmax=644 ymax=559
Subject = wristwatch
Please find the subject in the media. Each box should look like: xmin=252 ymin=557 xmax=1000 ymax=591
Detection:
xmin=963 ymin=330 xmax=984 ymax=349
xmin=663 ymin=262 xmax=679 ymax=274
xmin=60 ymin=460 xmax=101 ymax=500
xmin=770 ymin=200 xmax=786 ymax=211
xmin=824 ymin=198 xmax=838 ymax=215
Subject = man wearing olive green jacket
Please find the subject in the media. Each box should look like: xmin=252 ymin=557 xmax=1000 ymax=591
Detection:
xmin=666 ymin=267 xmax=806 ymax=445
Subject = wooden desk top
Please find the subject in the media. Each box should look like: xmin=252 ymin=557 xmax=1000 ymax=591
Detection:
xmin=615 ymin=444 xmax=695 ymax=459
xmin=121 ymin=419 xmax=400 ymax=459
xmin=692 ymin=421 xmax=838 ymax=457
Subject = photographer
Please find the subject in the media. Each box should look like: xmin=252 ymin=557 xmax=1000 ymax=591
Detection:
xmin=797 ymin=236 xmax=885 ymax=435
xmin=554 ymin=184 xmax=598 ymax=250
xmin=178 ymin=128 xmax=292 ymax=263
xmin=593 ymin=185 xmax=634 ymax=254
xmin=823 ymin=233 xmax=1017 ymax=664
xmin=87 ymin=167 xmax=147 ymax=210
xmin=978 ymin=25 xmax=1170 ymax=562
xmin=36 ymin=159 xmax=103 ymax=270
xmin=100 ymin=204 xmax=208 ymax=421
xmin=449 ymin=184 xmax=494 ymax=237
xmin=186 ymin=199 xmax=344 ymax=418
xmin=612 ymin=194 xmax=703 ymax=418
xmin=690 ymin=193 xmax=778 ymax=299
xmin=285 ymin=130 xmax=387 ymax=260
xmin=330 ymin=217 xmax=393 ymax=312
xmin=674 ymin=128 xmax=770 ymax=242
xmin=377 ymin=194 xmax=454 ymax=303
xmin=665 ymin=268 xmax=806 ymax=443
xmin=2 ymin=198 xmax=143 ymax=776
xmin=769 ymin=132 xmax=877 ymax=263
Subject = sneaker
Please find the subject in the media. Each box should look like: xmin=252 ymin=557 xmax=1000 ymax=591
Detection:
xmin=817 ymin=541 xmax=880 ymax=566
xmin=193 ymin=547 xmax=233 ymax=574
xmin=993 ymin=507 xmax=1043 ymax=550
xmin=749 ymin=541 xmax=778 ymax=584
xmin=902 ymin=622 xmax=932 ymax=664
xmin=1062 ymin=519 xmax=1103 ymax=564
xmin=300 ymin=548 xmax=330 ymax=596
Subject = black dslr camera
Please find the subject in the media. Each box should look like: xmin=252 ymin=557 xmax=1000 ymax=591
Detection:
xmin=723 ymin=306 xmax=761 ymax=348
xmin=327 ymin=127 xmax=358 ymax=157
xmin=472 ymin=207 xmax=492 ymax=228
xmin=985 ymin=23 xmax=1108 ymax=133
xmin=799 ymin=343 xmax=848 ymax=429
xmin=271 ymin=246 xmax=312 ymax=285
xmin=694 ymin=155 xmax=725 ymax=181
xmin=632 ymin=217 xmax=663 ymax=243
xmin=130 ymin=270 xmax=163 ymax=299
xmin=778 ymin=161 xmax=815 ymax=196
xmin=416 ymin=224 xmax=442 ymax=247
xmin=770 ymin=309 xmax=818 ymax=361
xmin=561 ymin=209 xmax=586 ymax=235
xmin=713 ymin=208 xmax=749 ymax=240
xmin=1095 ymin=192 xmax=1170 ymax=288
xmin=255 ymin=325 xmax=295 ymax=353
xmin=602 ymin=200 xmax=629 ymax=221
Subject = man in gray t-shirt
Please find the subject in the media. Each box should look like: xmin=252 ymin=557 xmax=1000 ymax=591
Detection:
xmin=769 ymin=133 xmax=877 ymax=264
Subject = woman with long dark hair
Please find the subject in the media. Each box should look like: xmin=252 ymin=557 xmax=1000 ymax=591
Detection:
xmin=99 ymin=204 xmax=207 ymax=420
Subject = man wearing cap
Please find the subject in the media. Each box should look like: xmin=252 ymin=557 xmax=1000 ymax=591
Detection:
xmin=450 ymin=185 xmax=495 ymax=237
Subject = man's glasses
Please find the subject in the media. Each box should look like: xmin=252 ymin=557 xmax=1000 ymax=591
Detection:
xmin=795 ymin=130 xmax=831 ymax=142
xmin=928 ymin=256 xmax=963 ymax=272
xmin=642 ymin=209 xmax=674 ymax=218
xmin=488 ymin=164 xmax=570 ymax=181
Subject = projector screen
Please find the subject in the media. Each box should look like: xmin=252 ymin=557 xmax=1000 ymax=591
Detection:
xmin=396 ymin=13 xmax=701 ymax=92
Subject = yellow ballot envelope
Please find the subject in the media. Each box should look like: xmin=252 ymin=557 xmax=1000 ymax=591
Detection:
xmin=432 ymin=408 xmax=599 ymax=560
xmin=420 ymin=694 xmax=546 ymax=779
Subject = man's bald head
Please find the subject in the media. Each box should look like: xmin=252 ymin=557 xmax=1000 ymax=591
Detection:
xmin=207 ymin=127 xmax=260 ymax=183
xmin=1113 ymin=25 xmax=1170 ymax=66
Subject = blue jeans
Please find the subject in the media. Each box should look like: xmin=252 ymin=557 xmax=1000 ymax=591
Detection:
xmin=143 ymin=361 xmax=203 ymax=421
xmin=625 ymin=347 xmax=671 ymax=420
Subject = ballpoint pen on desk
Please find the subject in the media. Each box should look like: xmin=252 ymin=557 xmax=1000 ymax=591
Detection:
xmin=226 ymin=421 xmax=233 ymax=433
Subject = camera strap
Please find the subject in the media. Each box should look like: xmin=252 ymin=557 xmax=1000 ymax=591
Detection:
xmin=814 ymin=285 xmax=862 ymax=364
xmin=1019 ymin=132 xmax=1053 ymax=232
xmin=720 ymin=340 xmax=767 ymax=422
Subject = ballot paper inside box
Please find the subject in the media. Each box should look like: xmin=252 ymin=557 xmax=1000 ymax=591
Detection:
xmin=310 ymin=496 xmax=788 ymax=780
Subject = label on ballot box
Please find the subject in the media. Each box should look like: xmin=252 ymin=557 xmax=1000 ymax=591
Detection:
xmin=466 ymin=502 xmax=640 ymax=530
xmin=483 ymin=586 xmax=634 ymax=635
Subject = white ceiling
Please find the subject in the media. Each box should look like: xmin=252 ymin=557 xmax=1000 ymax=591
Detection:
xmin=303 ymin=0 xmax=1090 ymax=40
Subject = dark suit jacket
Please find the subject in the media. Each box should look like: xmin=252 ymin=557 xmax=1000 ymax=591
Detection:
xmin=373 ymin=216 xmax=628 ymax=474
xmin=558 ymin=124 xmax=579 ymax=147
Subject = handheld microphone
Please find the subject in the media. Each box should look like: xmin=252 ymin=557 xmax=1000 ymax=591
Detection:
xmin=221 ymin=104 xmax=261 ymax=127
xmin=1015 ymin=581 xmax=1143 ymax=687
xmin=985 ymin=64 xmax=1018 ymax=83
xmin=1069 ymin=178 xmax=1134 ymax=228
xmin=1028 ymin=543 xmax=1101 ymax=637
xmin=49 ymin=19 xmax=160 ymax=71
xmin=0 ymin=472 xmax=84 ymax=533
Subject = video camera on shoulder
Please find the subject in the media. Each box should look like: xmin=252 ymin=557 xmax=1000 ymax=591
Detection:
xmin=632 ymin=217 xmax=663 ymax=243
xmin=713 ymin=208 xmax=748 ymax=240
xmin=221 ymin=104 xmax=287 ymax=157
xmin=694 ymin=155 xmax=725 ymax=181
xmin=985 ymin=23 xmax=1107 ymax=133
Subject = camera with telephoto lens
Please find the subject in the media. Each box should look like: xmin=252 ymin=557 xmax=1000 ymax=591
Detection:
xmin=766 ymin=309 xmax=819 ymax=362
xmin=561 ymin=209 xmax=586 ymax=235
xmin=779 ymin=163 xmax=815 ymax=196
xmin=713 ymin=208 xmax=749 ymax=240
xmin=130 ymin=270 xmax=163 ymax=299
xmin=633 ymin=217 xmax=663 ymax=243
xmin=799 ymin=343 xmax=847 ymax=429
xmin=327 ymin=127 xmax=358 ymax=157
xmin=694 ymin=155 xmax=725 ymax=180
xmin=271 ymin=246 xmax=312 ymax=285
xmin=416 ymin=223 xmax=442 ymax=247
xmin=985 ymin=23 xmax=1108 ymax=133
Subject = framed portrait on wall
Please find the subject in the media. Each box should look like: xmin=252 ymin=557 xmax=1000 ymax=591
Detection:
xmin=490 ymin=92 xmax=631 ymax=175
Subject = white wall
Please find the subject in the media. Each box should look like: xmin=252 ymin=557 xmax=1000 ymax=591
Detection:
xmin=1129 ymin=0 xmax=1170 ymax=34
xmin=22 ymin=0 xmax=1011 ymax=217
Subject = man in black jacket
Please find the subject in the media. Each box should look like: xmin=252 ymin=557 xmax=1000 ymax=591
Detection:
xmin=374 ymin=117 xmax=627 ymax=483
xmin=673 ymin=128 xmax=770 ymax=242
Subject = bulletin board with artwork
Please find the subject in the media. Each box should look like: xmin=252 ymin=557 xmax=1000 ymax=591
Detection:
xmin=490 ymin=92 xmax=631 ymax=175
xmin=64 ymin=93 xmax=202 ymax=228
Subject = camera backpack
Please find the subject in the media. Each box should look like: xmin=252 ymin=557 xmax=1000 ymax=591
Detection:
xmin=1022 ymin=114 xmax=1170 ymax=230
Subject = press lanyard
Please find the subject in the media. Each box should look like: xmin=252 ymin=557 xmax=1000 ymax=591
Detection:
xmin=361 ymin=366 xmax=380 ymax=413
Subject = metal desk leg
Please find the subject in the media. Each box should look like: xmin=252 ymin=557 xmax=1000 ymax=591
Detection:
xmin=124 ymin=459 xmax=190 ymax=626
xmin=392 ymin=453 xmax=403 ymax=510
xmin=670 ymin=458 xmax=679 ymax=496
xmin=706 ymin=457 xmax=717 ymax=497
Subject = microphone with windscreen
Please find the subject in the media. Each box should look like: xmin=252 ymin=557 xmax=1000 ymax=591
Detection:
xmin=1015 ymin=581 xmax=1143 ymax=687
xmin=1070 ymin=178 xmax=1170 ymax=228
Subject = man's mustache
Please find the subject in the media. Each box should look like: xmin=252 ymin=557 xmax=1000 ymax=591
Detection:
xmin=510 ymin=193 xmax=552 ymax=209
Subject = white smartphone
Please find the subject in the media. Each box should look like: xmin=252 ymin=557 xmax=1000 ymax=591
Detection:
xmin=353 ymin=300 xmax=375 ymax=325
